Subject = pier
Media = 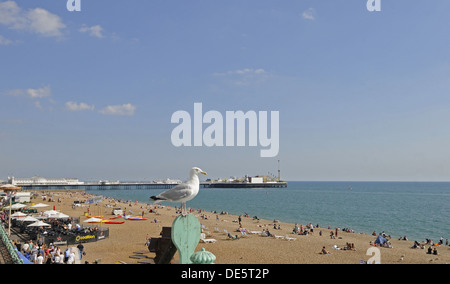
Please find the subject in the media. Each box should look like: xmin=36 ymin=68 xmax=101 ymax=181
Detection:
xmin=203 ymin=182 xmax=287 ymax=188
xmin=16 ymin=182 xmax=178 ymax=191
xmin=15 ymin=181 xmax=287 ymax=190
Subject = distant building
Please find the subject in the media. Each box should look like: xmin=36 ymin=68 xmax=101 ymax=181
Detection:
xmin=249 ymin=177 xmax=263 ymax=183
xmin=14 ymin=192 xmax=31 ymax=203
xmin=7 ymin=176 xmax=84 ymax=186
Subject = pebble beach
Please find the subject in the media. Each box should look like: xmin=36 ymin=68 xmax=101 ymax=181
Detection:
xmin=20 ymin=190 xmax=450 ymax=264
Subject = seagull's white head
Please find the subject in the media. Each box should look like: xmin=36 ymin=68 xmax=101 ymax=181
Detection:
xmin=191 ymin=167 xmax=207 ymax=176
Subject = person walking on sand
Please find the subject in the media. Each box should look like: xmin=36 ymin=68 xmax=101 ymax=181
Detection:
xmin=77 ymin=242 xmax=84 ymax=260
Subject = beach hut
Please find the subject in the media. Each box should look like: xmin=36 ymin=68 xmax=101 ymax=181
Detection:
xmin=14 ymin=192 xmax=31 ymax=203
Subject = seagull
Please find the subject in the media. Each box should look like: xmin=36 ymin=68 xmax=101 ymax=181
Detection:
xmin=150 ymin=167 xmax=207 ymax=216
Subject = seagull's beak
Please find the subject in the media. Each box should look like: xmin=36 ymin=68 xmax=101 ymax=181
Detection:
xmin=201 ymin=171 xmax=207 ymax=175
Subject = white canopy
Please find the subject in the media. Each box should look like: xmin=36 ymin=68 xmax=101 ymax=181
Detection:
xmin=3 ymin=203 xmax=27 ymax=210
xmin=11 ymin=211 xmax=27 ymax=218
xmin=43 ymin=210 xmax=60 ymax=217
xmin=84 ymin=217 xmax=103 ymax=223
xmin=21 ymin=216 xmax=39 ymax=222
xmin=29 ymin=203 xmax=49 ymax=208
xmin=53 ymin=212 xmax=70 ymax=219
xmin=27 ymin=220 xmax=51 ymax=227
xmin=43 ymin=210 xmax=70 ymax=219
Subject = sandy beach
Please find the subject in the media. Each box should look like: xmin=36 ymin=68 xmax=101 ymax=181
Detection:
xmin=15 ymin=190 xmax=450 ymax=264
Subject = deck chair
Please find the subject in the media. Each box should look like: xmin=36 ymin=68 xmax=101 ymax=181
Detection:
xmin=200 ymin=233 xmax=217 ymax=243
xmin=240 ymin=231 xmax=249 ymax=238
xmin=284 ymin=235 xmax=297 ymax=241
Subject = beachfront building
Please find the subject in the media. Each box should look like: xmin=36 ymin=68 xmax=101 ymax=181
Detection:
xmin=7 ymin=176 xmax=84 ymax=186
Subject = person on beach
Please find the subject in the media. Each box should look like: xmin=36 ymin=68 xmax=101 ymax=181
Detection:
xmin=293 ymin=224 xmax=299 ymax=234
xmin=77 ymin=242 xmax=85 ymax=260
xmin=36 ymin=253 xmax=44 ymax=264
xmin=64 ymin=247 xmax=70 ymax=263
xmin=433 ymin=247 xmax=439 ymax=255
xmin=320 ymin=246 xmax=331 ymax=255
xmin=54 ymin=253 xmax=61 ymax=264
xmin=67 ymin=250 xmax=75 ymax=264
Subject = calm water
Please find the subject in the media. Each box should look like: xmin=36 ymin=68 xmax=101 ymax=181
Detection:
xmin=87 ymin=181 xmax=450 ymax=242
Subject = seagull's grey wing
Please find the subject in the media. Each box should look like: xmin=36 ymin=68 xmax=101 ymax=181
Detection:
xmin=159 ymin=183 xmax=194 ymax=201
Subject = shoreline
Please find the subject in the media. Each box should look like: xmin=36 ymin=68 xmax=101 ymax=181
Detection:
xmin=9 ymin=190 xmax=450 ymax=264
xmin=86 ymin=186 xmax=445 ymax=244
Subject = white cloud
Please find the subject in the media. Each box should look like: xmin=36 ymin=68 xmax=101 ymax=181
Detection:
xmin=79 ymin=25 xmax=104 ymax=38
xmin=5 ymin=85 xmax=52 ymax=109
xmin=33 ymin=100 xmax=42 ymax=109
xmin=214 ymin=68 xmax=266 ymax=76
xmin=302 ymin=8 xmax=316 ymax=21
xmin=7 ymin=85 xmax=51 ymax=98
xmin=65 ymin=101 xmax=95 ymax=112
xmin=0 ymin=34 xmax=13 ymax=45
xmin=26 ymin=85 xmax=51 ymax=98
xmin=0 ymin=1 xmax=23 ymax=28
xmin=213 ymin=68 xmax=269 ymax=86
xmin=26 ymin=8 xmax=66 ymax=37
xmin=0 ymin=1 xmax=66 ymax=38
xmin=99 ymin=104 xmax=136 ymax=116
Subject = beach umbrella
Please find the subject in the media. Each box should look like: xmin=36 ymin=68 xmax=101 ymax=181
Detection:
xmin=53 ymin=212 xmax=70 ymax=219
xmin=84 ymin=217 xmax=103 ymax=223
xmin=3 ymin=203 xmax=27 ymax=210
xmin=21 ymin=216 xmax=39 ymax=222
xmin=11 ymin=212 xmax=27 ymax=218
xmin=29 ymin=203 xmax=49 ymax=208
xmin=27 ymin=220 xmax=51 ymax=227
xmin=43 ymin=210 xmax=60 ymax=217
xmin=12 ymin=203 xmax=27 ymax=209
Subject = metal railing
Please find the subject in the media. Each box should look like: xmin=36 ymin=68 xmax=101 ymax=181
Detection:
xmin=0 ymin=223 xmax=23 ymax=264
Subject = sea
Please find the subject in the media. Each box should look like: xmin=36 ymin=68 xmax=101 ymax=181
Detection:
xmin=86 ymin=181 xmax=450 ymax=242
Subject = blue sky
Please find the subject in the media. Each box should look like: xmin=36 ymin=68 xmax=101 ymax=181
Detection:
xmin=1 ymin=0 xmax=450 ymax=181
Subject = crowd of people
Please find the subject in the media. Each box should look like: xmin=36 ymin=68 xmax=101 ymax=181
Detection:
xmin=12 ymin=239 xmax=86 ymax=264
